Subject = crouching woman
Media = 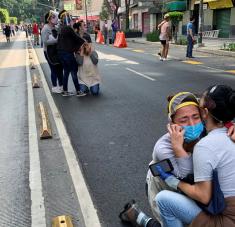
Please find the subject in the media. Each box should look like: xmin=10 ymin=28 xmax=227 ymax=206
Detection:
xmin=75 ymin=43 xmax=101 ymax=96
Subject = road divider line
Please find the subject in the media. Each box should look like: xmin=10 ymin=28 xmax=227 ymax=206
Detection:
xmin=26 ymin=41 xmax=47 ymax=227
xmin=182 ymin=60 xmax=203 ymax=65
xmin=32 ymin=46 xmax=102 ymax=227
xmin=126 ymin=67 xmax=156 ymax=81
xmin=132 ymin=49 xmax=144 ymax=53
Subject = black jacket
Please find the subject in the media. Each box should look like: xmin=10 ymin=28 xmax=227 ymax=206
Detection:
xmin=57 ymin=25 xmax=85 ymax=53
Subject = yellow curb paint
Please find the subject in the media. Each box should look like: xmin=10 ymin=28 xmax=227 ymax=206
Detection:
xmin=132 ymin=49 xmax=144 ymax=53
xmin=182 ymin=60 xmax=203 ymax=65
xmin=226 ymin=70 xmax=235 ymax=74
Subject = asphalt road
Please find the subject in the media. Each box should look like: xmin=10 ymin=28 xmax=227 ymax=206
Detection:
xmin=0 ymin=34 xmax=31 ymax=226
xmin=36 ymin=40 xmax=235 ymax=227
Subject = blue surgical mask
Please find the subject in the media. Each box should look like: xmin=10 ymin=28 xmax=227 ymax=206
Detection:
xmin=182 ymin=122 xmax=204 ymax=143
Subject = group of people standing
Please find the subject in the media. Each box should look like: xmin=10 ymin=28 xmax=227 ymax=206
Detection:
xmin=157 ymin=14 xmax=196 ymax=61
xmin=41 ymin=10 xmax=101 ymax=97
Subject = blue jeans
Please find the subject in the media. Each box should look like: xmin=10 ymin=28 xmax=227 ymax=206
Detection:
xmin=186 ymin=35 xmax=193 ymax=57
xmin=44 ymin=51 xmax=63 ymax=87
xmin=58 ymin=50 xmax=80 ymax=92
xmin=80 ymin=84 xmax=100 ymax=96
xmin=156 ymin=190 xmax=201 ymax=227
xmin=112 ymin=30 xmax=117 ymax=44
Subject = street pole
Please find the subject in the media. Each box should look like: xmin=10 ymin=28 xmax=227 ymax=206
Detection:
xmin=198 ymin=0 xmax=204 ymax=46
xmin=84 ymin=0 xmax=88 ymax=28
xmin=52 ymin=0 xmax=55 ymax=10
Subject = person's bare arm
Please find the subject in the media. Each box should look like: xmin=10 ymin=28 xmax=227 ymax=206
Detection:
xmin=178 ymin=180 xmax=212 ymax=204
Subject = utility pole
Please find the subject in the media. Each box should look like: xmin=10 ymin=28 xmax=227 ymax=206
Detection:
xmin=198 ymin=0 xmax=204 ymax=46
xmin=52 ymin=0 xmax=55 ymax=10
xmin=84 ymin=0 xmax=88 ymax=27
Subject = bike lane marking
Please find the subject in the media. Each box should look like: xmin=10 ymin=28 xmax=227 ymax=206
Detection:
xmin=26 ymin=43 xmax=47 ymax=227
xmin=32 ymin=45 xmax=102 ymax=227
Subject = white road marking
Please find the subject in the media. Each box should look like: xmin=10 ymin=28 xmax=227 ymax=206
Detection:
xmin=26 ymin=42 xmax=46 ymax=227
xmin=126 ymin=67 xmax=156 ymax=81
xmin=97 ymin=50 xmax=139 ymax=65
xmin=32 ymin=47 xmax=102 ymax=227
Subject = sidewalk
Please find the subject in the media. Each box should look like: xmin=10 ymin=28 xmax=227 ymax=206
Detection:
xmin=126 ymin=37 xmax=235 ymax=58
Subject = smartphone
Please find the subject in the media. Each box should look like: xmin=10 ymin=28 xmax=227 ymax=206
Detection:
xmin=149 ymin=159 xmax=174 ymax=177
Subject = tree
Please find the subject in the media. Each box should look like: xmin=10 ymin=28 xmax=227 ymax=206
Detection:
xmin=168 ymin=11 xmax=183 ymax=42
xmin=0 ymin=8 xmax=10 ymax=23
xmin=100 ymin=1 xmax=109 ymax=20
xmin=10 ymin=17 xmax=17 ymax=24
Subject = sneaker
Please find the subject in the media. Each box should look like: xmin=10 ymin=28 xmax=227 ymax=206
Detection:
xmin=61 ymin=91 xmax=74 ymax=96
xmin=58 ymin=86 xmax=63 ymax=92
xmin=52 ymin=87 xmax=62 ymax=94
xmin=160 ymin=57 xmax=163 ymax=61
xmin=119 ymin=200 xmax=140 ymax=225
xmin=76 ymin=91 xmax=87 ymax=97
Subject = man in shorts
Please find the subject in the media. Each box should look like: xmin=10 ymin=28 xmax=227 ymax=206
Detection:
xmin=157 ymin=14 xmax=171 ymax=61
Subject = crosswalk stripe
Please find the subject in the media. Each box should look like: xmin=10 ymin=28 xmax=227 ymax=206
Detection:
xmin=182 ymin=60 xmax=203 ymax=65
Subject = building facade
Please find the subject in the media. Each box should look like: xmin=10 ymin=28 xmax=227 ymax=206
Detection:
xmin=62 ymin=0 xmax=103 ymax=28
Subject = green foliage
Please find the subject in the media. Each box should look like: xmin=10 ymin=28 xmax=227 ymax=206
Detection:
xmin=168 ymin=11 xmax=183 ymax=26
xmin=100 ymin=0 xmax=109 ymax=20
xmin=146 ymin=30 xmax=160 ymax=42
xmin=223 ymin=43 xmax=235 ymax=51
xmin=175 ymin=35 xmax=187 ymax=45
xmin=0 ymin=8 xmax=10 ymax=23
xmin=9 ymin=16 xmax=17 ymax=24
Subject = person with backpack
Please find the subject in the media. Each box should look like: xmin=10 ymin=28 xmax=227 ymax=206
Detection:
xmin=41 ymin=10 xmax=63 ymax=93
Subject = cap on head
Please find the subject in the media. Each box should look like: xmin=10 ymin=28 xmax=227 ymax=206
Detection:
xmin=168 ymin=92 xmax=199 ymax=121
xmin=45 ymin=10 xmax=59 ymax=23
xmin=164 ymin=14 xmax=170 ymax=19
xmin=58 ymin=10 xmax=67 ymax=19
xmin=203 ymin=85 xmax=235 ymax=123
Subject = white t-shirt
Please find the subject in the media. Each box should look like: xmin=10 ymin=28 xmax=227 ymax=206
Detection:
xmin=193 ymin=127 xmax=235 ymax=197
xmin=152 ymin=133 xmax=193 ymax=179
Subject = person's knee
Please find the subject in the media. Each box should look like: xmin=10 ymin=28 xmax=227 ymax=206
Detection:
xmin=90 ymin=84 xmax=100 ymax=95
xmin=155 ymin=190 xmax=169 ymax=208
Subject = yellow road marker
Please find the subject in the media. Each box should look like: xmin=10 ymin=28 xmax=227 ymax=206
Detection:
xmin=32 ymin=74 xmax=40 ymax=88
xmin=30 ymin=61 xmax=36 ymax=69
xmin=52 ymin=215 xmax=73 ymax=227
xmin=226 ymin=70 xmax=235 ymax=74
xmin=38 ymin=102 xmax=52 ymax=139
xmin=182 ymin=60 xmax=203 ymax=65
xmin=132 ymin=49 xmax=144 ymax=53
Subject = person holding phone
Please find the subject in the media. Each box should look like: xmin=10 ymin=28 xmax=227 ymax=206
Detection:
xmin=156 ymin=85 xmax=235 ymax=227
xmin=119 ymin=91 xmax=235 ymax=227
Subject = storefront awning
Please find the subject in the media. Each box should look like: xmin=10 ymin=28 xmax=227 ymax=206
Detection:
xmin=78 ymin=15 xmax=100 ymax=21
xmin=208 ymin=0 xmax=233 ymax=9
xmin=194 ymin=0 xmax=217 ymax=3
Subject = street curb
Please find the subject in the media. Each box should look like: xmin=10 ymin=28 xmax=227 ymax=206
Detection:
xmin=127 ymin=39 xmax=235 ymax=57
